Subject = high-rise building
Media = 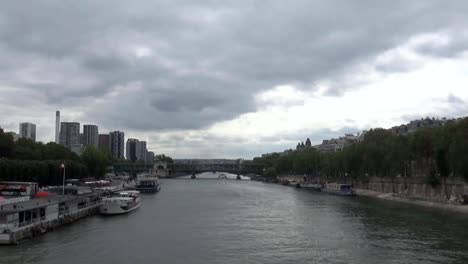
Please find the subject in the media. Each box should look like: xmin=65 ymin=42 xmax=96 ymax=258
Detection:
xmin=83 ymin=124 xmax=99 ymax=148
xmin=59 ymin=122 xmax=81 ymax=151
xmin=146 ymin=151 xmax=155 ymax=164
xmin=137 ymin=141 xmax=147 ymax=162
xmin=126 ymin=138 xmax=139 ymax=161
xmin=19 ymin=122 xmax=36 ymax=141
xmin=98 ymin=134 xmax=110 ymax=152
xmin=126 ymin=139 xmax=147 ymax=162
xmin=110 ymin=131 xmax=125 ymax=159
xmin=55 ymin=111 xmax=60 ymax=144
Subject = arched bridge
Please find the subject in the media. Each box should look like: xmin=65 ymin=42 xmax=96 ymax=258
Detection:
xmin=169 ymin=159 xmax=264 ymax=176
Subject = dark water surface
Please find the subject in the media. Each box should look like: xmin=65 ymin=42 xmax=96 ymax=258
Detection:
xmin=1 ymin=174 xmax=468 ymax=264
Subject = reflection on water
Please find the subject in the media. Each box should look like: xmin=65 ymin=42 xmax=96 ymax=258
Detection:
xmin=1 ymin=179 xmax=467 ymax=264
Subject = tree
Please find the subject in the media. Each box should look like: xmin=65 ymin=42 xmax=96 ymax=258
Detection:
xmin=81 ymin=146 xmax=112 ymax=178
xmin=0 ymin=129 xmax=14 ymax=158
xmin=156 ymin=154 xmax=174 ymax=164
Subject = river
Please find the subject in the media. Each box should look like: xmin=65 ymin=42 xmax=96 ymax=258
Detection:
xmin=1 ymin=172 xmax=468 ymax=264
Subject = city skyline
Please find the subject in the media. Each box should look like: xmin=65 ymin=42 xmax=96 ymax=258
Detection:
xmin=1 ymin=1 xmax=468 ymax=158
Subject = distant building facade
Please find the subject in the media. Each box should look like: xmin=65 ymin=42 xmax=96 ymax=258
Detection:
xmin=146 ymin=151 xmax=155 ymax=164
xmin=19 ymin=122 xmax=36 ymax=141
xmin=126 ymin=138 xmax=139 ymax=161
xmin=83 ymin=124 xmax=99 ymax=148
xmin=59 ymin=122 xmax=81 ymax=154
xmin=126 ymin=138 xmax=147 ymax=162
xmin=110 ymin=131 xmax=125 ymax=159
xmin=98 ymin=134 xmax=110 ymax=152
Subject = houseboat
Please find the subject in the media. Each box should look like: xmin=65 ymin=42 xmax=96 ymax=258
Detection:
xmin=320 ymin=183 xmax=356 ymax=196
xmin=99 ymin=191 xmax=140 ymax=215
xmin=0 ymin=182 xmax=101 ymax=245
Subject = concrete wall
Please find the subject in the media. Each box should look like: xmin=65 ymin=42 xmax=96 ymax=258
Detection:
xmin=354 ymin=177 xmax=466 ymax=203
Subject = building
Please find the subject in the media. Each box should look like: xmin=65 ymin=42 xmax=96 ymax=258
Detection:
xmin=19 ymin=122 xmax=36 ymax=141
xmin=137 ymin=141 xmax=147 ymax=162
xmin=82 ymin=125 xmax=99 ymax=148
xmin=55 ymin=111 xmax=60 ymax=144
xmin=98 ymin=134 xmax=110 ymax=152
xmin=146 ymin=151 xmax=155 ymax=164
xmin=126 ymin=138 xmax=139 ymax=161
xmin=110 ymin=131 xmax=125 ymax=159
xmin=126 ymin=139 xmax=147 ymax=162
xmin=59 ymin=122 xmax=81 ymax=153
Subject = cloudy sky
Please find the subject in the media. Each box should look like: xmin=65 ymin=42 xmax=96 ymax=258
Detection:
xmin=1 ymin=1 xmax=468 ymax=159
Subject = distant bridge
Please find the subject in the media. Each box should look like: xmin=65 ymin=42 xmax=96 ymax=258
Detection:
xmin=169 ymin=159 xmax=264 ymax=176
xmin=112 ymin=163 xmax=154 ymax=175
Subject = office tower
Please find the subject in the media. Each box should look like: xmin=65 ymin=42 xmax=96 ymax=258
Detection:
xmin=110 ymin=131 xmax=125 ymax=159
xmin=19 ymin=122 xmax=36 ymax=141
xmin=98 ymin=134 xmax=110 ymax=152
xmin=83 ymin=124 xmax=99 ymax=148
xmin=59 ymin=122 xmax=80 ymax=150
xmin=126 ymin=139 xmax=147 ymax=162
xmin=146 ymin=151 xmax=155 ymax=164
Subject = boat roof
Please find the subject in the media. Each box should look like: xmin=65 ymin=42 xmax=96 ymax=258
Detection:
xmin=103 ymin=197 xmax=133 ymax=201
xmin=0 ymin=197 xmax=60 ymax=214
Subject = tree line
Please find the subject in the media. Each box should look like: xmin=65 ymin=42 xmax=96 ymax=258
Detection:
xmin=254 ymin=117 xmax=468 ymax=186
xmin=0 ymin=129 xmax=112 ymax=185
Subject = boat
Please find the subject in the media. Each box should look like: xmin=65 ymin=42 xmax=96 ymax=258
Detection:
xmin=320 ymin=183 xmax=355 ymax=196
xmin=301 ymin=183 xmax=322 ymax=191
xmin=218 ymin=174 xmax=228 ymax=179
xmin=136 ymin=173 xmax=161 ymax=193
xmin=99 ymin=191 xmax=141 ymax=215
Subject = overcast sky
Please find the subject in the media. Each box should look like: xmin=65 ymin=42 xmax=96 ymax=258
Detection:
xmin=1 ymin=1 xmax=468 ymax=159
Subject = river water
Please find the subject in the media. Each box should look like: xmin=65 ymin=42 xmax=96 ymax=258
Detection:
xmin=1 ymin=172 xmax=468 ymax=264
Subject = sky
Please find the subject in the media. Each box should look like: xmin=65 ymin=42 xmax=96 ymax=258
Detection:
xmin=1 ymin=1 xmax=468 ymax=159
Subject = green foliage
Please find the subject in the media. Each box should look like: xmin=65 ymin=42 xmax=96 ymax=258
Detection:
xmin=255 ymin=118 xmax=468 ymax=183
xmin=0 ymin=133 xmax=98 ymax=184
xmin=0 ymin=159 xmax=87 ymax=186
xmin=264 ymin=167 xmax=277 ymax=178
xmin=81 ymin=146 xmax=112 ymax=178
xmin=0 ymin=129 xmax=15 ymax=158
xmin=156 ymin=154 xmax=173 ymax=164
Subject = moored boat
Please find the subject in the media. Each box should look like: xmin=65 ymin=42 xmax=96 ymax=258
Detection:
xmin=301 ymin=183 xmax=322 ymax=191
xmin=320 ymin=183 xmax=355 ymax=196
xmin=99 ymin=191 xmax=141 ymax=215
xmin=136 ymin=173 xmax=161 ymax=193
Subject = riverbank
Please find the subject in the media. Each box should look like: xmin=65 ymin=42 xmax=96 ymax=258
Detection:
xmin=355 ymin=188 xmax=468 ymax=214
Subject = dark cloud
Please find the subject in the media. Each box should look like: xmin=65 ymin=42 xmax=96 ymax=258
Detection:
xmin=1 ymin=0 xmax=468 ymax=155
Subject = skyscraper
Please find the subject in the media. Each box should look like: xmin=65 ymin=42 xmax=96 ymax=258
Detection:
xmin=98 ymin=134 xmax=110 ymax=152
xmin=126 ymin=139 xmax=147 ymax=162
xmin=110 ymin=131 xmax=125 ymax=159
xmin=137 ymin=141 xmax=147 ymax=162
xmin=55 ymin=111 xmax=60 ymax=144
xmin=83 ymin=124 xmax=99 ymax=148
xmin=19 ymin=122 xmax=36 ymax=141
xmin=126 ymin=138 xmax=139 ymax=161
xmin=59 ymin=122 xmax=80 ymax=151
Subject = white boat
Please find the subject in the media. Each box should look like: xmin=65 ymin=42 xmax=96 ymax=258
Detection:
xmin=136 ymin=172 xmax=161 ymax=193
xmin=99 ymin=191 xmax=141 ymax=215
